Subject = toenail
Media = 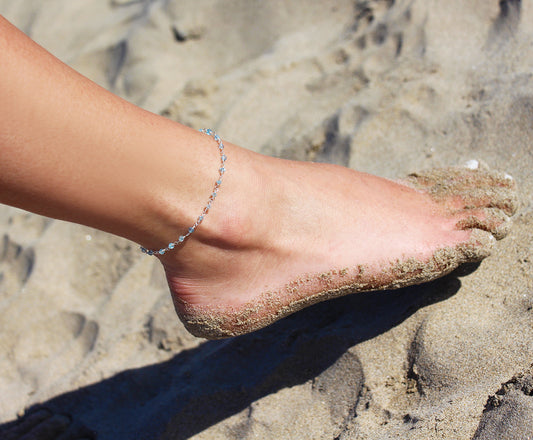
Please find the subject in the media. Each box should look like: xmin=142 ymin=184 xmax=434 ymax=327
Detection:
xmin=504 ymin=173 xmax=514 ymax=181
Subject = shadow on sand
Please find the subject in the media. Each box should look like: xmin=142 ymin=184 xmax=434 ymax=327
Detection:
xmin=1 ymin=266 xmax=478 ymax=439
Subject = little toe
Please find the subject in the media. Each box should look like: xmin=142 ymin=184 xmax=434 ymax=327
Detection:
xmin=453 ymin=208 xmax=512 ymax=240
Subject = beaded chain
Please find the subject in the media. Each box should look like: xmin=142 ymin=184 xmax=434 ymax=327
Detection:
xmin=140 ymin=128 xmax=227 ymax=256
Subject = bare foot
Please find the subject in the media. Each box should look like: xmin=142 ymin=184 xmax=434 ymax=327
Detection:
xmin=159 ymin=145 xmax=518 ymax=339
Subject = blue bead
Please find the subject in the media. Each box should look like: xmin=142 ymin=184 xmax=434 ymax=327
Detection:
xmin=139 ymin=129 xmax=227 ymax=257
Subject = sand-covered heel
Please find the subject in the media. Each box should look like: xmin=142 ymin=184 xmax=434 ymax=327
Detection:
xmin=176 ymin=297 xmax=298 ymax=340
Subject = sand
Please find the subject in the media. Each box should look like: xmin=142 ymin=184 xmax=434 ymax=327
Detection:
xmin=0 ymin=0 xmax=532 ymax=439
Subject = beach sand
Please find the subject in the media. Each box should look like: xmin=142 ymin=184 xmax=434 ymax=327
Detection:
xmin=0 ymin=1 xmax=532 ymax=439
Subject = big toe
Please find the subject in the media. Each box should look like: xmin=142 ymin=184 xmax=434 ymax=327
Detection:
xmin=405 ymin=165 xmax=519 ymax=215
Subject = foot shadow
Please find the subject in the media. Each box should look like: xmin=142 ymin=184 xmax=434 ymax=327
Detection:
xmin=0 ymin=270 xmax=469 ymax=440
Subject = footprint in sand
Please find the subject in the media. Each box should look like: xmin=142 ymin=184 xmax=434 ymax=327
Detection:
xmin=0 ymin=408 xmax=95 ymax=440
xmin=0 ymin=234 xmax=35 ymax=302
xmin=14 ymin=312 xmax=98 ymax=389
xmin=473 ymin=366 xmax=533 ymax=440
xmin=311 ymin=349 xmax=365 ymax=433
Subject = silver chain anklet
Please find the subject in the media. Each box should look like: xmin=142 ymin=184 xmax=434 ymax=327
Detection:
xmin=140 ymin=128 xmax=227 ymax=256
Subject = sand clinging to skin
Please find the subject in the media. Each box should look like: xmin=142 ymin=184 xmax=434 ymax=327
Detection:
xmin=176 ymin=227 xmax=500 ymax=339
xmin=176 ymin=165 xmax=517 ymax=340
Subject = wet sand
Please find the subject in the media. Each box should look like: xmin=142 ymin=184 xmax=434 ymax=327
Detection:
xmin=0 ymin=1 xmax=532 ymax=439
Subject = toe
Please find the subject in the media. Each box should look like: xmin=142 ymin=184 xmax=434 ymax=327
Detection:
xmin=406 ymin=167 xmax=516 ymax=192
xmin=454 ymin=228 xmax=496 ymax=263
xmin=404 ymin=167 xmax=519 ymax=215
xmin=452 ymin=208 xmax=512 ymax=240
xmin=455 ymin=187 xmax=519 ymax=216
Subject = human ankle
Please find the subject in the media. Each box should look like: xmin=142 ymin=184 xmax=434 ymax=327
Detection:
xmin=145 ymin=139 xmax=277 ymax=263
xmin=138 ymin=129 xmax=230 ymax=256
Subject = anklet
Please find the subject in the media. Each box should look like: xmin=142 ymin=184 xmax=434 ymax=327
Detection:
xmin=140 ymin=128 xmax=227 ymax=256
